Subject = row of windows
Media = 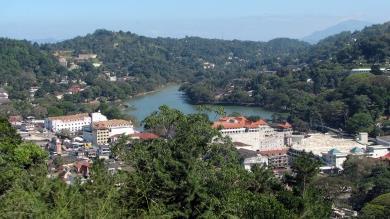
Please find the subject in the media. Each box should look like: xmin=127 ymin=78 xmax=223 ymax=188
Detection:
xmin=59 ymin=122 xmax=88 ymax=126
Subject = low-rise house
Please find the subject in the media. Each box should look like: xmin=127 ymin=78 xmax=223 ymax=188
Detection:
xmin=130 ymin=132 xmax=159 ymax=140
xmin=8 ymin=115 xmax=23 ymax=126
xmin=238 ymin=148 xmax=268 ymax=171
xmin=0 ymin=88 xmax=10 ymax=104
xmin=77 ymin=53 xmax=97 ymax=60
xmin=0 ymin=88 xmax=9 ymax=99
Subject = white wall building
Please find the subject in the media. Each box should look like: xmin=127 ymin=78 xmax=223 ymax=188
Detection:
xmin=322 ymin=148 xmax=348 ymax=170
xmin=91 ymin=111 xmax=108 ymax=123
xmin=45 ymin=113 xmax=91 ymax=133
xmin=83 ymin=119 xmax=135 ymax=145
xmin=213 ymin=116 xmax=285 ymax=151
xmin=366 ymin=145 xmax=390 ymax=158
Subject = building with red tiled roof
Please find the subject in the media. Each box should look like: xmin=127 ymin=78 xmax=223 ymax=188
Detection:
xmin=273 ymin=122 xmax=293 ymax=146
xmin=212 ymin=116 xmax=268 ymax=129
xmin=84 ymin=119 xmax=135 ymax=145
xmin=131 ymin=132 xmax=159 ymax=140
xmin=213 ymin=116 xmax=285 ymax=151
xmin=275 ymin=122 xmax=292 ymax=130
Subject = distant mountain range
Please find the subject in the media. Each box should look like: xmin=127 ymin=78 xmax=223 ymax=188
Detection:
xmin=302 ymin=20 xmax=373 ymax=44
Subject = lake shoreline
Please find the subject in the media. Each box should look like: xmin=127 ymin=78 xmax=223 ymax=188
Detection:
xmin=123 ymin=85 xmax=275 ymax=127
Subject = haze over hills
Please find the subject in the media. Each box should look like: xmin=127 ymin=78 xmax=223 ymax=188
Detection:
xmin=302 ymin=19 xmax=373 ymax=44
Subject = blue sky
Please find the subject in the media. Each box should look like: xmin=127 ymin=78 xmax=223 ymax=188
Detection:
xmin=1 ymin=0 xmax=389 ymax=41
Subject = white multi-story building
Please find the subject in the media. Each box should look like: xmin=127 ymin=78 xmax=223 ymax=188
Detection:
xmin=45 ymin=113 xmax=91 ymax=133
xmin=212 ymin=116 xmax=285 ymax=151
xmin=83 ymin=119 xmax=135 ymax=145
xmin=45 ymin=111 xmax=107 ymax=134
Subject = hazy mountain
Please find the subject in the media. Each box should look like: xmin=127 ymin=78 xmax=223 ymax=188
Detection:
xmin=302 ymin=20 xmax=372 ymax=44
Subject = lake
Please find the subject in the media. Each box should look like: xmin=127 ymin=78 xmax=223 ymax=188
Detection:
xmin=125 ymin=85 xmax=274 ymax=127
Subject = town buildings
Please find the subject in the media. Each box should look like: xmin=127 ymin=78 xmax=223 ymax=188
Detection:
xmin=45 ymin=113 xmax=92 ymax=133
xmin=213 ymin=116 xmax=293 ymax=170
xmin=258 ymin=148 xmax=289 ymax=169
xmin=212 ymin=116 xmax=289 ymax=151
xmin=45 ymin=111 xmax=107 ymax=133
xmin=83 ymin=119 xmax=135 ymax=145
xmin=237 ymin=148 xmax=268 ymax=171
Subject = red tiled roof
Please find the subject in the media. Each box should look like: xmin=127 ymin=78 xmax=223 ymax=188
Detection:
xmin=277 ymin=122 xmax=292 ymax=129
xmin=212 ymin=116 xmax=268 ymax=129
xmin=132 ymin=132 xmax=159 ymax=140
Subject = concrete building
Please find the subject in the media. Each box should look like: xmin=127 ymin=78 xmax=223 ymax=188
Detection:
xmin=366 ymin=145 xmax=390 ymax=158
xmin=350 ymin=68 xmax=386 ymax=74
xmin=322 ymin=148 xmax=348 ymax=170
xmin=58 ymin=57 xmax=68 ymax=67
xmin=238 ymin=148 xmax=268 ymax=171
xmin=84 ymin=119 xmax=135 ymax=145
xmin=45 ymin=111 xmax=107 ymax=134
xmin=77 ymin=53 xmax=97 ymax=60
xmin=213 ymin=116 xmax=285 ymax=151
xmin=0 ymin=88 xmax=9 ymax=99
xmin=258 ymin=148 xmax=289 ymax=169
xmin=45 ymin=113 xmax=91 ymax=133
xmin=273 ymin=122 xmax=293 ymax=146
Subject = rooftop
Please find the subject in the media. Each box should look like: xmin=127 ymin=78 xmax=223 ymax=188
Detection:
xmin=48 ymin=113 xmax=89 ymax=122
xmin=258 ymin=147 xmax=289 ymax=156
xmin=292 ymin=133 xmax=361 ymax=156
xmin=93 ymin=119 xmax=132 ymax=129
xmin=131 ymin=132 xmax=159 ymax=140
xmin=275 ymin=122 xmax=292 ymax=129
xmin=237 ymin=148 xmax=258 ymax=158
xmin=212 ymin=116 xmax=268 ymax=129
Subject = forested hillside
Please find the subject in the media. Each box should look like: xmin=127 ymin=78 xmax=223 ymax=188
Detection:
xmin=182 ymin=22 xmax=390 ymax=134
xmin=0 ymin=22 xmax=389 ymax=133
xmin=0 ymin=39 xmax=66 ymax=99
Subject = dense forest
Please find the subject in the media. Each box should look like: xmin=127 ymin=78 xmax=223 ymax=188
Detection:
xmin=182 ymin=22 xmax=390 ymax=134
xmin=1 ymin=106 xmax=389 ymax=218
xmin=0 ymin=22 xmax=389 ymax=133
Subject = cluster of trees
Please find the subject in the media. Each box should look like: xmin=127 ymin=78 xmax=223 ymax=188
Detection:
xmin=0 ymin=107 xmax=332 ymax=218
xmin=311 ymin=155 xmax=390 ymax=218
xmin=1 ymin=106 xmax=389 ymax=217
xmin=183 ymin=22 xmax=390 ymax=134
xmin=0 ymin=22 xmax=389 ymax=131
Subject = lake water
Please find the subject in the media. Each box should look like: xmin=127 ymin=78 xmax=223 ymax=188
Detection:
xmin=125 ymin=85 xmax=274 ymax=126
